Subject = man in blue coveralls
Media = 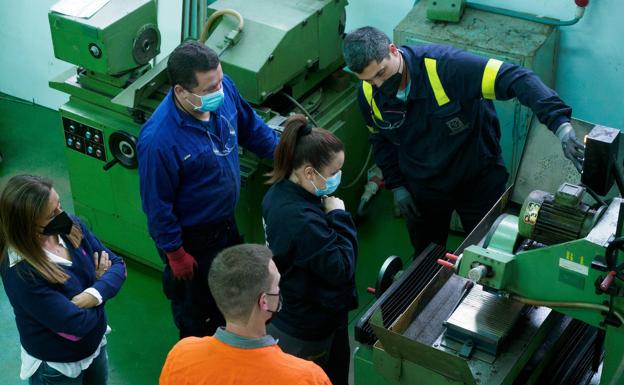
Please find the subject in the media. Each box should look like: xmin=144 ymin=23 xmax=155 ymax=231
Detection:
xmin=343 ymin=26 xmax=584 ymax=256
xmin=138 ymin=41 xmax=278 ymax=338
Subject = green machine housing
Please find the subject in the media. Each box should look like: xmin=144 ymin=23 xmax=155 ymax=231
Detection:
xmin=47 ymin=0 xmax=378 ymax=278
xmin=204 ymin=0 xmax=347 ymax=104
xmin=49 ymin=0 xmax=160 ymax=75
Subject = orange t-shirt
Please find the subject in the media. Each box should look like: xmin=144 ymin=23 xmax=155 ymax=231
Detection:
xmin=160 ymin=336 xmax=332 ymax=385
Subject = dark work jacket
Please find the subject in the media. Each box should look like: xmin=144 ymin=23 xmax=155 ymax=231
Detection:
xmin=357 ymin=44 xmax=572 ymax=198
xmin=262 ymin=180 xmax=358 ymax=340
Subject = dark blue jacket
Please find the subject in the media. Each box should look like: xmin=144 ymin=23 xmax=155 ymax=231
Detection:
xmin=358 ymin=44 xmax=572 ymax=195
xmin=138 ymin=75 xmax=278 ymax=252
xmin=0 ymin=218 xmax=126 ymax=362
xmin=262 ymin=180 xmax=358 ymax=340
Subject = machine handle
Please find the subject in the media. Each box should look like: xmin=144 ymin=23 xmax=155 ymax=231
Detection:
xmin=445 ymin=252 xmax=459 ymax=261
xmin=103 ymin=158 xmax=119 ymax=171
xmin=600 ymin=271 xmax=617 ymax=292
xmin=437 ymin=259 xmax=455 ymax=270
xmin=367 ymin=287 xmax=376 ymax=294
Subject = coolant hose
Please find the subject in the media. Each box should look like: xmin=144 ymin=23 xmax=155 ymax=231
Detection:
xmin=199 ymin=9 xmax=244 ymax=43
xmin=511 ymin=295 xmax=624 ymax=325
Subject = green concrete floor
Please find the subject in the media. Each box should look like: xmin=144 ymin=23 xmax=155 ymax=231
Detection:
xmin=0 ymin=94 xmax=463 ymax=385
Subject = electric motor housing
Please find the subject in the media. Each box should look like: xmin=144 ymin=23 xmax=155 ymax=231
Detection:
xmin=518 ymin=183 xmax=601 ymax=245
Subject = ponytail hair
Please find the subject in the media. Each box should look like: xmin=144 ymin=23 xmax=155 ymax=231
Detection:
xmin=267 ymin=114 xmax=344 ymax=184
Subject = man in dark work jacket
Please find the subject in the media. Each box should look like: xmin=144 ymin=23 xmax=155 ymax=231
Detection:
xmin=343 ymin=26 xmax=584 ymax=255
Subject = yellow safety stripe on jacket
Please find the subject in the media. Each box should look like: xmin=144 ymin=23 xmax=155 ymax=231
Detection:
xmin=361 ymin=57 xmax=453 ymax=130
xmin=362 ymin=81 xmax=382 ymax=121
xmin=423 ymin=58 xmax=450 ymax=106
xmin=481 ymin=58 xmax=503 ymax=100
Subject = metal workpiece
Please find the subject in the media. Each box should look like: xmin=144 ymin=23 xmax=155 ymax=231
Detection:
xmin=581 ymin=125 xmax=622 ymax=196
xmin=444 ymin=285 xmax=525 ymax=356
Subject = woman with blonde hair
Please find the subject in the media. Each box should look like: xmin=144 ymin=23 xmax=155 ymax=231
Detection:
xmin=0 ymin=174 xmax=126 ymax=385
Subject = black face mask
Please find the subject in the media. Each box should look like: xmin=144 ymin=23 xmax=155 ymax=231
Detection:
xmin=264 ymin=292 xmax=282 ymax=325
xmin=42 ymin=211 xmax=73 ymax=236
xmin=379 ymin=71 xmax=403 ymax=96
xmin=378 ymin=54 xmax=404 ymax=96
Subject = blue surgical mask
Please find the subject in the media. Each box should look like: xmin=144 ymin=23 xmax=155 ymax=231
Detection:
xmin=310 ymin=170 xmax=342 ymax=196
xmin=186 ymin=88 xmax=224 ymax=112
xmin=396 ymin=81 xmax=411 ymax=102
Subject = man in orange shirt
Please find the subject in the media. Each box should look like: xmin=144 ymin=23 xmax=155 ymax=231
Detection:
xmin=160 ymin=244 xmax=332 ymax=385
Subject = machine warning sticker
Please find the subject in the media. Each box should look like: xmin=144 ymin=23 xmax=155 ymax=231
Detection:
xmin=523 ymin=202 xmax=540 ymax=225
xmin=559 ymin=258 xmax=589 ymax=276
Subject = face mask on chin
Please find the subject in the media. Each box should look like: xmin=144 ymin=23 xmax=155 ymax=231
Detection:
xmin=378 ymin=53 xmax=404 ymax=96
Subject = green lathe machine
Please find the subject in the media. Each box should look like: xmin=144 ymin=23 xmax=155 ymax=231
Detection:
xmin=47 ymin=0 xmax=372 ymax=268
xmin=359 ymin=120 xmax=624 ymax=385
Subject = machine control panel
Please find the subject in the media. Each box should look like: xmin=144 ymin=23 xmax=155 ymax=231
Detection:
xmin=62 ymin=118 xmax=107 ymax=162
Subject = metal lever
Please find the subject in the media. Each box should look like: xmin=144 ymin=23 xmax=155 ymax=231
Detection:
xmin=437 ymin=259 xmax=455 ymax=269
xmin=103 ymin=158 xmax=119 ymax=171
xmin=600 ymin=271 xmax=617 ymax=292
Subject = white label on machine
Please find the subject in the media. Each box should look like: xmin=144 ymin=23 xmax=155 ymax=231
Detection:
xmin=559 ymin=258 xmax=589 ymax=276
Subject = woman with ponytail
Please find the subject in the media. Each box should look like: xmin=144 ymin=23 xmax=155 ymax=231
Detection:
xmin=0 ymin=175 xmax=126 ymax=385
xmin=262 ymin=114 xmax=358 ymax=385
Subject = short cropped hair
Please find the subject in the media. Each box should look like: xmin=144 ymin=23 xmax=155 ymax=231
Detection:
xmin=342 ymin=26 xmax=392 ymax=74
xmin=167 ymin=40 xmax=220 ymax=90
xmin=208 ymin=244 xmax=274 ymax=323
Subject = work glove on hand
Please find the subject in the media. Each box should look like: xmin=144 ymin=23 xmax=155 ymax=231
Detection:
xmin=393 ymin=186 xmax=420 ymax=222
xmin=556 ymin=122 xmax=585 ymax=173
xmin=166 ymin=246 xmax=197 ymax=280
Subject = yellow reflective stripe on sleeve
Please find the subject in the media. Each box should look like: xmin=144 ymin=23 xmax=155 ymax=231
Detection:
xmin=424 ymin=58 xmax=450 ymax=106
xmin=482 ymin=58 xmax=503 ymax=100
xmin=362 ymin=81 xmax=383 ymax=121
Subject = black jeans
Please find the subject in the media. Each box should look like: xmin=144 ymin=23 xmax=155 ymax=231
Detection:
xmin=160 ymin=218 xmax=242 ymax=339
xmin=405 ymin=163 xmax=509 ymax=256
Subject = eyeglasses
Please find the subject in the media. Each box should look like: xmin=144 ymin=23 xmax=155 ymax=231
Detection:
xmin=371 ymin=109 xmax=406 ymax=130
xmin=207 ymin=113 xmax=237 ymax=156
xmin=369 ymin=88 xmax=407 ymax=130
xmin=264 ymin=291 xmax=282 ymax=313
